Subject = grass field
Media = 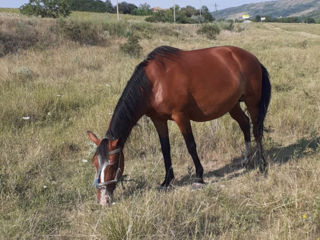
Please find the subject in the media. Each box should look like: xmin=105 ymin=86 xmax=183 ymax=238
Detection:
xmin=1 ymin=10 xmax=320 ymax=239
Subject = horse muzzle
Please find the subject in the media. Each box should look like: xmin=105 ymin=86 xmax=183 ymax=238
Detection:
xmin=99 ymin=188 xmax=113 ymax=206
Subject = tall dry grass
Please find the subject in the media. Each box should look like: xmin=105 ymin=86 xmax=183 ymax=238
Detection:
xmin=0 ymin=11 xmax=320 ymax=239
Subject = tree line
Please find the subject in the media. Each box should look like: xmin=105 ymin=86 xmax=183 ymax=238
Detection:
xmin=145 ymin=5 xmax=214 ymax=23
xmin=20 ymin=0 xmax=215 ymax=23
xmin=20 ymin=0 xmax=155 ymax=17
xmin=253 ymin=15 xmax=317 ymax=24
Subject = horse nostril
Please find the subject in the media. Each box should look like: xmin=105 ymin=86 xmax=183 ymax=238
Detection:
xmin=99 ymin=188 xmax=114 ymax=206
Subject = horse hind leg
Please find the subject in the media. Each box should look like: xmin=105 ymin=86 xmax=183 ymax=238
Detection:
xmin=229 ymin=103 xmax=252 ymax=167
xmin=246 ymin=63 xmax=271 ymax=173
xmin=246 ymin=102 xmax=268 ymax=173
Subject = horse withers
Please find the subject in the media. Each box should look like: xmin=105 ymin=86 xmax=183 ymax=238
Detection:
xmin=87 ymin=46 xmax=271 ymax=206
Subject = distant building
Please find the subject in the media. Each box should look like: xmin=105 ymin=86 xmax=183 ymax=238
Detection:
xmin=261 ymin=17 xmax=266 ymax=21
xmin=242 ymin=14 xmax=250 ymax=20
xmin=152 ymin=7 xmax=163 ymax=12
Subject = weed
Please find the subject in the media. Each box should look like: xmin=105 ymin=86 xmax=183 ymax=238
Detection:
xmin=12 ymin=66 xmax=38 ymax=83
xmin=102 ymin=21 xmax=129 ymax=37
xmin=197 ymin=23 xmax=220 ymax=39
xmin=120 ymin=33 xmax=143 ymax=58
xmin=0 ymin=21 xmax=39 ymax=56
xmin=218 ymin=20 xmax=235 ymax=31
xmin=58 ymin=19 xmax=105 ymax=45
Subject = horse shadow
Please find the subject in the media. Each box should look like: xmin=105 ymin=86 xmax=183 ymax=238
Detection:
xmin=173 ymin=136 xmax=320 ymax=187
xmin=118 ymin=136 xmax=319 ymax=198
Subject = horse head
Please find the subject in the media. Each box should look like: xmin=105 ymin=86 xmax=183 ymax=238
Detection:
xmin=87 ymin=131 xmax=124 ymax=206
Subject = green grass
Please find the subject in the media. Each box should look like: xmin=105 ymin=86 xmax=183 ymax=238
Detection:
xmin=0 ymin=8 xmax=19 ymax=14
xmin=69 ymin=11 xmax=146 ymax=23
xmin=1 ymin=10 xmax=320 ymax=239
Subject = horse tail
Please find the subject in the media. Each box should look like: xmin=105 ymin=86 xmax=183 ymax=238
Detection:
xmin=258 ymin=63 xmax=271 ymax=137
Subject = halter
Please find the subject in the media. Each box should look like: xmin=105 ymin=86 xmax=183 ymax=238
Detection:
xmin=93 ymin=147 xmax=122 ymax=189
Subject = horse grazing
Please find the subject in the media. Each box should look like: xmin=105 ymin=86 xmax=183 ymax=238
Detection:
xmin=87 ymin=46 xmax=271 ymax=206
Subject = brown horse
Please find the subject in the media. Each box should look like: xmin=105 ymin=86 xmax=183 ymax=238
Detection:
xmin=87 ymin=46 xmax=271 ymax=206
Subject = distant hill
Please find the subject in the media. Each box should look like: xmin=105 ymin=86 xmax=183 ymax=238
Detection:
xmin=214 ymin=0 xmax=320 ymax=19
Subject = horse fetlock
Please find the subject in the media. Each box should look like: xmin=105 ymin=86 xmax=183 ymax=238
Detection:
xmin=160 ymin=176 xmax=175 ymax=188
xmin=194 ymin=177 xmax=205 ymax=184
xmin=259 ymin=156 xmax=268 ymax=174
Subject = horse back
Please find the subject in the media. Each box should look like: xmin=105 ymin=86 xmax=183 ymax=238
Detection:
xmin=144 ymin=46 xmax=262 ymax=121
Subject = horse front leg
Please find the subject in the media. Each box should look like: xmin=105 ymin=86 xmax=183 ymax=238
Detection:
xmin=173 ymin=115 xmax=204 ymax=184
xmin=151 ymin=118 xmax=175 ymax=187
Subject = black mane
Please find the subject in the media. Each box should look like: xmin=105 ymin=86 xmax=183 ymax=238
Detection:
xmin=106 ymin=46 xmax=181 ymax=144
xmin=144 ymin=45 xmax=180 ymax=63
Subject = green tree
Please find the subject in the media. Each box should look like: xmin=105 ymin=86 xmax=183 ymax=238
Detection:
xmin=132 ymin=3 xmax=152 ymax=16
xmin=180 ymin=5 xmax=198 ymax=18
xmin=201 ymin=6 xmax=214 ymax=22
xmin=145 ymin=5 xmax=214 ymax=24
xmin=20 ymin=0 xmax=71 ymax=18
xmin=145 ymin=9 xmax=174 ymax=23
xmin=69 ymin=0 xmax=107 ymax=12
xmin=255 ymin=15 xmax=261 ymax=22
xmin=118 ymin=1 xmax=137 ymax=14
xmin=304 ymin=17 xmax=316 ymax=24
xmin=105 ymin=0 xmax=115 ymax=13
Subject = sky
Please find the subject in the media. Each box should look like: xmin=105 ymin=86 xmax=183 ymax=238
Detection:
xmin=0 ymin=0 xmax=268 ymax=11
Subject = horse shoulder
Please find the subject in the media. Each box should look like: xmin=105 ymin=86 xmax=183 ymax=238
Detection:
xmin=144 ymin=59 xmax=189 ymax=118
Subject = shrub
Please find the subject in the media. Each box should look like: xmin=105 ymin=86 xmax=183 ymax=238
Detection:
xmin=58 ymin=19 xmax=104 ymax=45
xmin=145 ymin=10 xmax=174 ymax=23
xmin=120 ymin=33 xmax=142 ymax=58
xmin=102 ymin=21 xmax=128 ymax=38
xmin=197 ymin=24 xmax=220 ymax=40
xmin=218 ymin=20 xmax=234 ymax=31
xmin=69 ymin=0 xmax=107 ymax=13
xmin=132 ymin=3 xmax=152 ymax=16
xmin=13 ymin=67 xmax=38 ymax=84
xmin=0 ymin=21 xmax=40 ymax=56
xmin=201 ymin=6 xmax=214 ymax=22
xmin=304 ymin=17 xmax=316 ymax=24
xmin=20 ymin=0 xmax=71 ymax=18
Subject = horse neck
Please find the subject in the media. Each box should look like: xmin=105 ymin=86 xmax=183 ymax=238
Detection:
xmin=106 ymin=63 xmax=151 ymax=146
xmin=107 ymin=104 xmax=147 ymax=147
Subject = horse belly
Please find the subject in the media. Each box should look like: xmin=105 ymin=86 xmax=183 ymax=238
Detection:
xmin=187 ymin=93 xmax=241 ymax=122
xmin=187 ymin=74 xmax=243 ymax=122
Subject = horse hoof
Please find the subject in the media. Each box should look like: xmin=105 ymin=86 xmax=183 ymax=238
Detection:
xmin=194 ymin=177 xmax=205 ymax=184
xmin=158 ymin=184 xmax=174 ymax=191
xmin=259 ymin=164 xmax=268 ymax=176
xmin=192 ymin=182 xmax=205 ymax=190
xmin=158 ymin=185 xmax=169 ymax=191
xmin=241 ymin=158 xmax=248 ymax=168
xmin=158 ymin=179 xmax=175 ymax=191
xmin=245 ymin=160 xmax=255 ymax=170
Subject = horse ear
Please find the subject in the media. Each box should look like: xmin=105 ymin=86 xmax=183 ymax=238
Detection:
xmin=87 ymin=131 xmax=100 ymax=145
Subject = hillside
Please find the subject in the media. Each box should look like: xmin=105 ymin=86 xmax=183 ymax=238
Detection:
xmin=214 ymin=0 xmax=320 ymax=19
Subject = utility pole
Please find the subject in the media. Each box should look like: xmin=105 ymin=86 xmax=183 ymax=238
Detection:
xmin=116 ymin=0 xmax=119 ymax=21
xmin=200 ymin=0 xmax=202 ymax=17
xmin=173 ymin=0 xmax=176 ymax=23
